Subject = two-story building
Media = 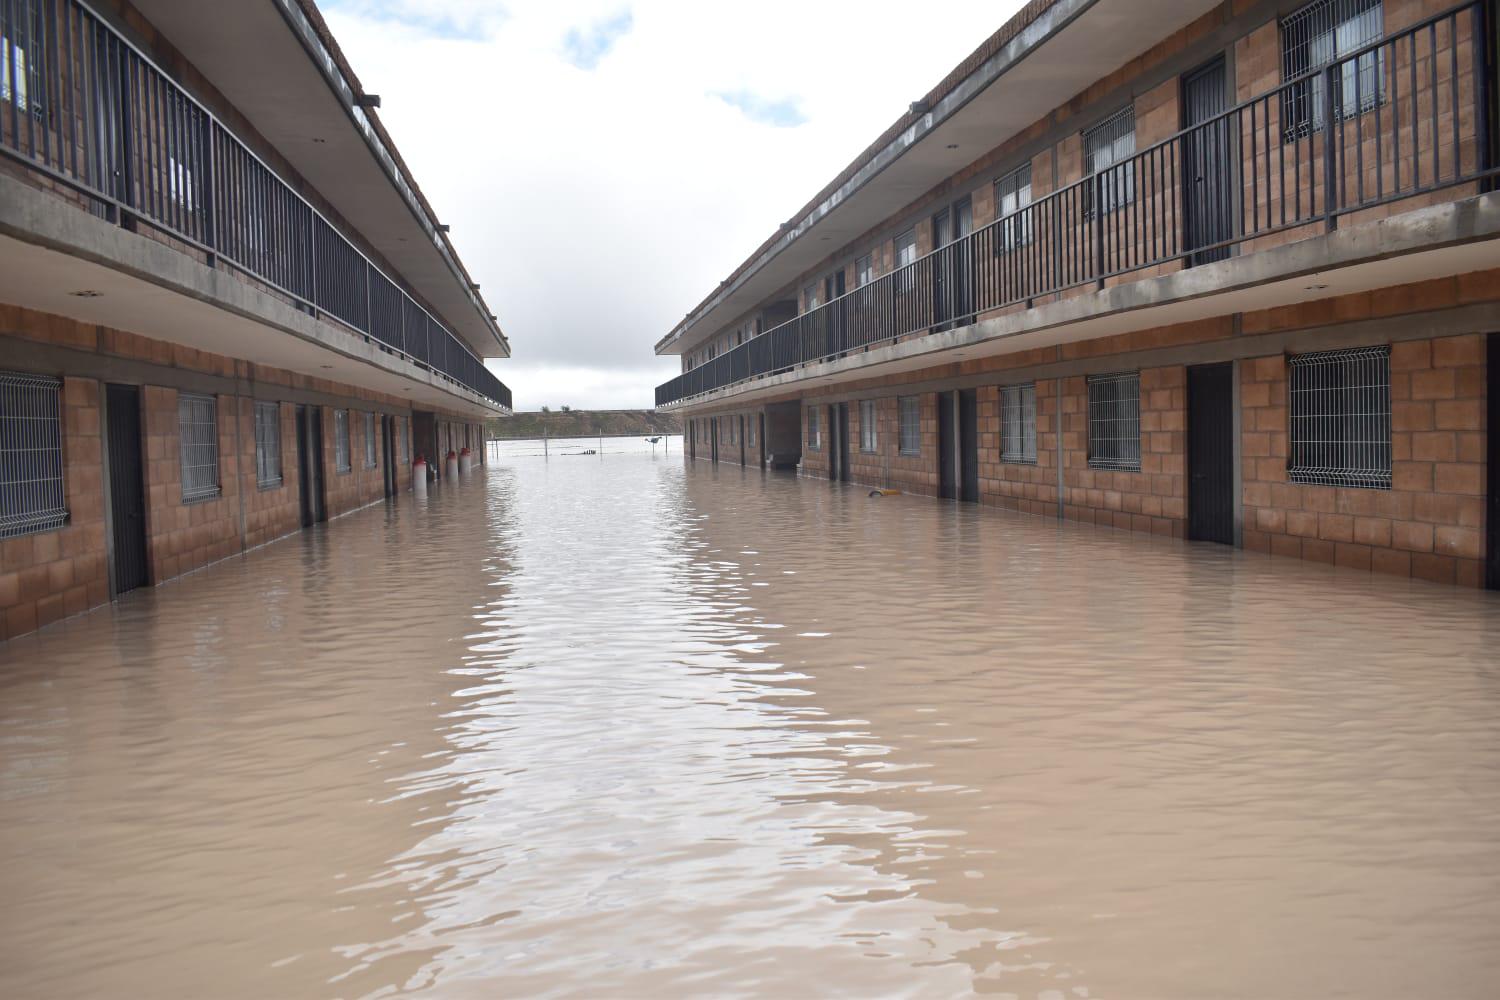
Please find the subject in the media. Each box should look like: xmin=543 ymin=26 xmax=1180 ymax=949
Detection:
xmin=657 ymin=0 xmax=1499 ymax=590
xmin=0 ymin=0 xmax=512 ymax=640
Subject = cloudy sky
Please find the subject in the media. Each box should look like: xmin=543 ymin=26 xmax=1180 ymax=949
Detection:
xmin=322 ymin=0 xmax=1024 ymax=411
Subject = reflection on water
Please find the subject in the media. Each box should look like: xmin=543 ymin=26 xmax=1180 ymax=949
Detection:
xmin=2 ymin=444 xmax=1499 ymax=999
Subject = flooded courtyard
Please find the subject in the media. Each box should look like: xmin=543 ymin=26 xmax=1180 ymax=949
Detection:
xmin=2 ymin=442 xmax=1499 ymax=999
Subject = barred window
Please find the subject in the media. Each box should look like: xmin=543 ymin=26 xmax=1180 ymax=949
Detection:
xmin=403 ymin=416 xmax=411 ymax=463
xmin=364 ymin=412 xmax=377 ymax=468
xmin=254 ymin=401 xmax=282 ymax=488
xmin=178 ymin=393 xmax=220 ymax=502
xmin=995 ymin=164 xmax=1033 ymax=250
xmin=1 ymin=5 xmax=45 ymax=116
xmin=1288 ymin=346 xmax=1391 ymax=489
xmin=1000 ymin=383 xmax=1037 ymax=464
xmin=1087 ymin=373 xmax=1140 ymax=471
xmin=898 ymin=396 xmax=921 ymax=456
xmin=894 ymin=229 xmax=918 ymax=293
xmin=1282 ymin=0 xmax=1384 ymax=138
xmin=0 ymin=372 xmax=68 ymax=539
xmin=334 ymin=409 xmax=351 ymax=473
xmin=855 ymin=254 xmax=874 ymax=288
xmin=747 ymin=416 xmax=756 ymax=447
xmin=1085 ymin=107 xmax=1136 ymax=212
xmin=807 ymin=407 xmax=821 ymax=450
xmin=859 ymin=400 xmax=878 ymax=453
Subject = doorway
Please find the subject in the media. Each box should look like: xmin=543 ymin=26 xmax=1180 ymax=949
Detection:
xmin=1187 ymin=362 xmax=1236 ymax=545
xmin=381 ymin=415 xmax=398 ymax=498
xmin=835 ymin=403 xmax=851 ymax=482
xmin=1182 ymin=56 xmax=1234 ymax=266
xmin=1487 ymin=333 xmax=1498 ymax=589
xmin=932 ymin=197 xmax=974 ymax=327
xmin=938 ymin=390 xmax=979 ymax=501
xmin=104 ymin=384 xmax=148 ymax=595
xmin=296 ymin=404 xmax=326 ymax=527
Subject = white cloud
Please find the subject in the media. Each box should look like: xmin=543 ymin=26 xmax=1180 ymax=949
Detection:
xmin=322 ymin=0 xmax=1026 ymax=410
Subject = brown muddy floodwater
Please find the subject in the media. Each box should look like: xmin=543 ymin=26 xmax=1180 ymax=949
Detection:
xmin=3 ymin=441 xmax=1500 ymax=999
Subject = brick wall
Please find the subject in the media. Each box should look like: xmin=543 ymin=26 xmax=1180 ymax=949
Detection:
xmin=983 ymin=378 xmax=1061 ymax=518
xmin=143 ymin=387 xmax=245 ymax=582
xmin=242 ymin=400 xmax=302 ymax=550
xmin=1241 ymin=335 xmax=1487 ymax=586
xmin=0 ymin=377 xmax=110 ymax=639
xmin=1060 ymin=366 xmax=1188 ymax=537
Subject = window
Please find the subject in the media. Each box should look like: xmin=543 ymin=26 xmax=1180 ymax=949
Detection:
xmin=1288 ymin=346 xmax=1391 ymax=489
xmin=894 ymin=229 xmax=918 ymax=292
xmin=1000 ymin=383 xmax=1037 ymax=464
xmin=403 ymin=417 xmax=411 ymax=463
xmin=804 ymin=283 xmax=821 ymax=313
xmin=855 ymin=255 xmax=874 ymax=288
xmin=254 ymin=401 xmax=282 ymax=488
xmin=178 ymin=393 xmax=220 ymax=502
xmin=807 ymin=407 xmax=821 ymax=450
xmin=0 ymin=372 xmax=67 ymax=539
xmin=1282 ymin=0 xmax=1383 ymax=137
xmin=859 ymin=400 xmax=877 ymax=453
xmin=1 ymin=7 xmax=44 ymax=116
xmin=995 ymin=164 xmax=1033 ymax=250
xmin=898 ymin=396 xmax=921 ymax=456
xmin=334 ymin=409 xmax=351 ymax=473
xmin=364 ymin=412 xmax=377 ymax=468
xmin=748 ymin=416 xmax=756 ymax=447
xmin=169 ymin=156 xmax=195 ymax=211
xmin=1084 ymin=107 xmax=1136 ymax=213
xmin=1087 ymin=373 xmax=1140 ymax=471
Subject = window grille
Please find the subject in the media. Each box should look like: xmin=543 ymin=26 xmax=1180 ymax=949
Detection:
xmin=403 ymin=417 xmax=411 ymax=463
xmin=995 ymin=164 xmax=1033 ymax=250
xmin=334 ymin=409 xmax=351 ymax=473
xmin=1281 ymin=0 xmax=1383 ymax=138
xmin=1087 ymin=372 xmax=1141 ymax=471
xmin=1288 ymin=346 xmax=1391 ymax=489
xmin=804 ymin=283 xmax=820 ymax=313
xmin=0 ymin=372 xmax=68 ymax=539
xmin=254 ymin=401 xmax=282 ymax=488
xmin=855 ymin=255 xmax=874 ymax=288
xmin=898 ymin=396 xmax=921 ymax=456
xmin=748 ymin=417 xmax=756 ymax=447
xmin=859 ymin=400 xmax=877 ymax=453
xmin=894 ymin=229 xmax=918 ymax=293
xmin=1000 ymin=383 xmax=1037 ymax=464
xmin=178 ymin=393 xmax=220 ymax=502
xmin=1084 ymin=107 xmax=1136 ymax=213
xmin=1 ymin=3 xmax=45 ymax=117
xmin=807 ymin=407 xmax=821 ymax=450
xmin=364 ymin=412 xmax=377 ymax=467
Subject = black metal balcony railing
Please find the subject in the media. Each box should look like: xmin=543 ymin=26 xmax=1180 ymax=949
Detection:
xmin=0 ymin=0 xmax=511 ymax=411
xmin=658 ymin=1 xmax=1493 ymax=408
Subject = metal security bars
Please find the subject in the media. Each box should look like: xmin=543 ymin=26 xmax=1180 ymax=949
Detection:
xmin=1000 ymin=383 xmax=1037 ymax=464
xmin=1087 ymin=372 xmax=1141 ymax=471
xmin=1282 ymin=0 xmax=1385 ymax=137
xmin=363 ymin=411 xmax=376 ymax=467
xmin=178 ymin=392 xmax=219 ymax=502
xmin=254 ymin=400 xmax=281 ymax=488
xmin=859 ymin=399 xmax=877 ymax=452
xmin=1288 ymin=346 xmax=1392 ymax=488
xmin=656 ymin=1 xmax=1492 ymax=409
xmin=899 ymin=395 xmax=921 ymax=455
xmin=0 ymin=0 xmax=510 ymax=411
xmin=0 ymin=371 xmax=67 ymax=538
xmin=1084 ymin=106 xmax=1137 ymax=213
xmin=333 ymin=409 xmax=350 ymax=473
xmin=806 ymin=406 xmax=821 ymax=449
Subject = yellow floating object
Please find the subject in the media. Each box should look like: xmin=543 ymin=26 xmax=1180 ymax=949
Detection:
xmin=868 ymin=488 xmax=902 ymax=497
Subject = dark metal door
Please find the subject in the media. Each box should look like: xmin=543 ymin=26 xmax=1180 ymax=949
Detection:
xmin=835 ymin=403 xmax=851 ymax=482
xmin=382 ymin=416 xmax=397 ymax=498
xmin=960 ymin=388 xmax=980 ymax=503
xmin=738 ymin=415 xmax=746 ymax=466
xmin=105 ymin=384 xmax=148 ymax=595
xmin=711 ymin=418 xmax=719 ymax=463
xmin=1188 ymin=362 xmax=1235 ymax=545
xmin=932 ymin=210 xmax=953 ymax=324
xmin=938 ymin=392 xmax=957 ymax=500
xmin=296 ymin=405 xmax=326 ymax=527
xmin=1183 ymin=57 xmax=1233 ymax=265
xmin=1487 ymin=334 xmax=1498 ymax=589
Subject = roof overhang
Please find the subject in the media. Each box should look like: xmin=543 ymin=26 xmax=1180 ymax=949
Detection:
xmin=656 ymin=0 xmax=1222 ymax=357
xmin=128 ymin=0 xmax=510 ymax=360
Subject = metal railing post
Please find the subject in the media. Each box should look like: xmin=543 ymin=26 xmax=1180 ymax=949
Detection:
xmin=1323 ymin=63 xmax=1338 ymax=230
